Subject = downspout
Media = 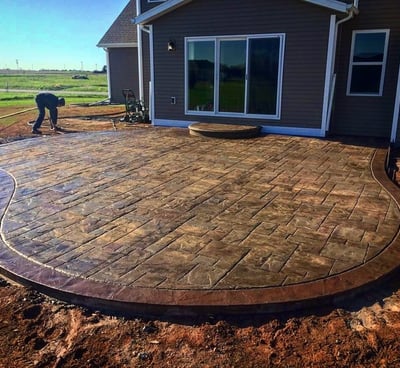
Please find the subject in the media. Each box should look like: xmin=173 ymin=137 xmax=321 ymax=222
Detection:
xmin=324 ymin=3 xmax=359 ymax=134
xmin=136 ymin=1 xmax=144 ymax=102
xmin=147 ymin=25 xmax=154 ymax=124
xmin=138 ymin=25 xmax=153 ymax=122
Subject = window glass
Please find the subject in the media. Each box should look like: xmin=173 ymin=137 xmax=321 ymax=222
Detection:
xmin=348 ymin=30 xmax=389 ymax=96
xmin=219 ymin=40 xmax=246 ymax=113
xmin=188 ymin=41 xmax=215 ymax=111
xmin=248 ymin=37 xmax=280 ymax=115
xmin=350 ymin=65 xmax=383 ymax=94
xmin=353 ymin=33 xmax=386 ymax=62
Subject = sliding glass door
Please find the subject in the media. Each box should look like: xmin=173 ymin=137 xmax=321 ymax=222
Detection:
xmin=186 ymin=34 xmax=285 ymax=119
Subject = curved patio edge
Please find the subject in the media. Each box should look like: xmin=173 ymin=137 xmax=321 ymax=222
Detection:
xmin=0 ymin=148 xmax=400 ymax=317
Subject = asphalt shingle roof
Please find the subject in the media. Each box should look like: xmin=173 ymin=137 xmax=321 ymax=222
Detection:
xmin=97 ymin=0 xmax=137 ymax=47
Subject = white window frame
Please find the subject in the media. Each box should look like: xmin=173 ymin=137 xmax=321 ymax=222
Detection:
xmin=185 ymin=33 xmax=285 ymax=120
xmin=347 ymin=29 xmax=390 ymax=97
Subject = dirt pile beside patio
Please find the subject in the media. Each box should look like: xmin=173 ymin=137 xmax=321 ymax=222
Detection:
xmin=1 ymin=276 xmax=400 ymax=367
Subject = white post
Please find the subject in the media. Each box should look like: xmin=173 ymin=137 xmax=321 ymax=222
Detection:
xmin=321 ymin=15 xmax=337 ymax=136
xmin=391 ymin=64 xmax=400 ymax=143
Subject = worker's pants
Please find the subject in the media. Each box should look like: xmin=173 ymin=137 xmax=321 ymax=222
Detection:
xmin=33 ymin=95 xmax=58 ymax=130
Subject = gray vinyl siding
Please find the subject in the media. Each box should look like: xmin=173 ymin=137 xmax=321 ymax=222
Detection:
xmin=140 ymin=0 xmax=165 ymax=13
xmin=331 ymin=0 xmax=400 ymax=138
xmin=108 ymin=48 xmax=139 ymax=104
xmin=151 ymin=0 xmax=333 ymax=129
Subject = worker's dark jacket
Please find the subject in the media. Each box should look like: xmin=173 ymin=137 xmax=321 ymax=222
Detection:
xmin=36 ymin=93 xmax=59 ymax=110
xmin=33 ymin=93 xmax=59 ymax=129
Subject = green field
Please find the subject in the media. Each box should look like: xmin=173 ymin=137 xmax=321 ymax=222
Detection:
xmin=0 ymin=71 xmax=108 ymax=107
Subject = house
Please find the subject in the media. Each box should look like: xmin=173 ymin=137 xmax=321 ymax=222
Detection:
xmin=97 ymin=1 xmax=139 ymax=104
xmin=113 ymin=0 xmax=399 ymax=143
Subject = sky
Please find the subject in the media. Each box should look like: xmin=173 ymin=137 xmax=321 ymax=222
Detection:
xmin=0 ymin=0 xmax=129 ymax=71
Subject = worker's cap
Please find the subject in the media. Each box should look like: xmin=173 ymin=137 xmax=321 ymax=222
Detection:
xmin=58 ymin=97 xmax=65 ymax=106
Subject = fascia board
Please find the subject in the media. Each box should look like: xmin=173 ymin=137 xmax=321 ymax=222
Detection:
xmin=134 ymin=0 xmax=349 ymax=25
xmin=133 ymin=0 xmax=192 ymax=24
xmin=97 ymin=43 xmax=138 ymax=48
xmin=302 ymin=0 xmax=350 ymax=13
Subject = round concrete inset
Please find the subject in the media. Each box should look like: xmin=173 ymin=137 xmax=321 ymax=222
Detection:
xmin=189 ymin=123 xmax=261 ymax=139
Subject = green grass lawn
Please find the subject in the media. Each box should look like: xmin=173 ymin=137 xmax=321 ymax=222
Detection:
xmin=0 ymin=71 xmax=108 ymax=107
xmin=0 ymin=92 xmax=108 ymax=108
xmin=0 ymin=71 xmax=107 ymax=92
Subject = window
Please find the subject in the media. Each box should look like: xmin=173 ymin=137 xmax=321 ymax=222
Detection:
xmin=187 ymin=41 xmax=215 ymax=112
xmin=347 ymin=30 xmax=389 ymax=96
xmin=186 ymin=34 xmax=285 ymax=119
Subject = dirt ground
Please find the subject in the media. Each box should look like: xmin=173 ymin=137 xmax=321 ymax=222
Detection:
xmin=1 ymin=104 xmax=400 ymax=367
xmin=0 ymin=104 xmax=146 ymax=143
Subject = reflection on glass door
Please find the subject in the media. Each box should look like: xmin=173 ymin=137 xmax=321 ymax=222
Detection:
xmin=219 ymin=40 xmax=246 ymax=113
xmin=186 ymin=34 xmax=284 ymax=119
xmin=187 ymin=40 xmax=215 ymax=111
xmin=248 ymin=37 xmax=280 ymax=115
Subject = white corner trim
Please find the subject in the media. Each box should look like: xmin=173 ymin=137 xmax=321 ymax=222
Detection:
xmin=321 ymin=14 xmax=337 ymax=135
xmin=302 ymin=0 xmax=350 ymax=13
xmin=391 ymin=64 xmax=400 ymax=143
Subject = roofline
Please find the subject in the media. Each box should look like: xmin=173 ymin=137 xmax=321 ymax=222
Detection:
xmin=133 ymin=0 xmax=193 ymax=25
xmin=134 ymin=0 xmax=351 ymax=25
xmin=302 ymin=0 xmax=352 ymax=13
xmin=96 ymin=42 xmax=138 ymax=49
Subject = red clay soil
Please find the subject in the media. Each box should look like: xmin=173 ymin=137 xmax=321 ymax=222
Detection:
xmin=1 ymin=105 xmax=400 ymax=367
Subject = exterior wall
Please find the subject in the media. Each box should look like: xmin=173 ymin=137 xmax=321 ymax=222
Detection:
xmin=330 ymin=0 xmax=400 ymax=138
xmin=150 ymin=0 xmax=334 ymax=130
xmin=140 ymin=0 xmax=165 ymax=13
xmin=108 ymin=47 xmax=139 ymax=104
xmin=397 ymin=117 xmax=400 ymax=143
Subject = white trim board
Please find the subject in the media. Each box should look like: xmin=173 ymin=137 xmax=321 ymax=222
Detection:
xmin=135 ymin=0 xmax=349 ymax=25
xmin=391 ymin=64 xmax=400 ymax=143
xmin=302 ymin=0 xmax=350 ymax=13
xmin=153 ymin=119 xmax=325 ymax=138
xmin=97 ymin=43 xmax=137 ymax=48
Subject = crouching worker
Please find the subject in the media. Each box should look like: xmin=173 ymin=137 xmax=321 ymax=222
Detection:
xmin=32 ymin=93 xmax=65 ymax=134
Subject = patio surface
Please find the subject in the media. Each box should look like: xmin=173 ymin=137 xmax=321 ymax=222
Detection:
xmin=0 ymin=127 xmax=400 ymax=317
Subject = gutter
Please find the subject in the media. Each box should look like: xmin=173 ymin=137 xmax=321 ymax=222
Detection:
xmin=302 ymin=0 xmax=352 ymax=13
xmin=336 ymin=5 xmax=358 ymax=28
xmin=96 ymin=43 xmax=137 ymax=48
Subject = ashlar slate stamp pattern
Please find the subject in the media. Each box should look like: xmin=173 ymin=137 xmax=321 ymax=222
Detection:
xmin=0 ymin=130 xmax=398 ymax=291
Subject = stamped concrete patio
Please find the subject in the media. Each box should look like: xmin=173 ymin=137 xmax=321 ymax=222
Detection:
xmin=0 ymin=127 xmax=399 ymax=316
